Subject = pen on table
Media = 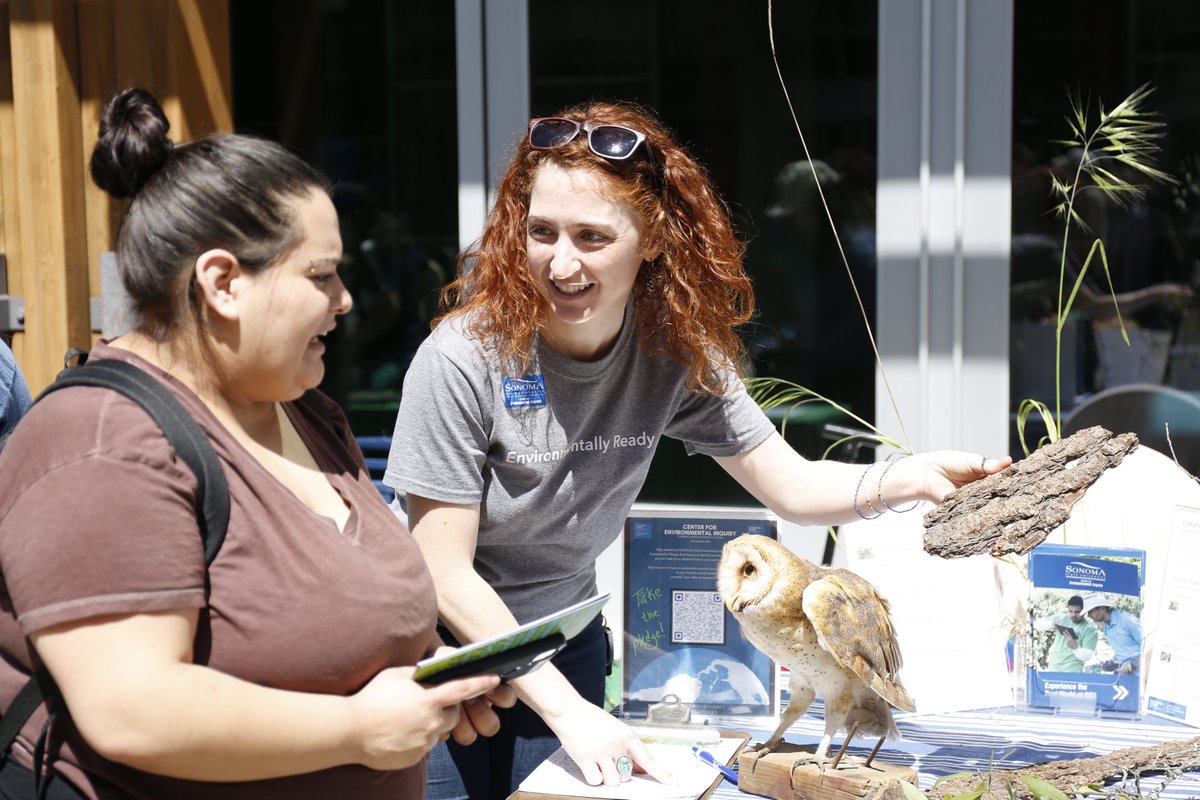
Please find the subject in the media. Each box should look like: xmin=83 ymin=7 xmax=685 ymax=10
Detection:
xmin=691 ymin=747 xmax=737 ymax=785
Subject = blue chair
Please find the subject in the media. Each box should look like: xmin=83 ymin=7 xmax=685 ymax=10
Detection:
xmin=356 ymin=434 xmax=396 ymax=503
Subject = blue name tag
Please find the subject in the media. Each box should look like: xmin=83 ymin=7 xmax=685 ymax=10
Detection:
xmin=503 ymin=375 xmax=547 ymax=408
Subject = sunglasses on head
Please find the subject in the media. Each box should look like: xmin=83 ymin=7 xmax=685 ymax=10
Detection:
xmin=528 ymin=117 xmax=648 ymax=162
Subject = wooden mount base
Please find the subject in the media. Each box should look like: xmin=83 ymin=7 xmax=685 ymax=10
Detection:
xmin=737 ymin=743 xmax=917 ymax=800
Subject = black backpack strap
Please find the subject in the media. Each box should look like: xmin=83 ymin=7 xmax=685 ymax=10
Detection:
xmin=30 ymin=699 xmax=55 ymax=800
xmin=0 ymin=357 xmax=230 ymax=785
xmin=2 ymin=667 xmax=60 ymax=800
xmin=0 ymin=671 xmax=48 ymax=759
xmin=43 ymin=360 xmax=229 ymax=563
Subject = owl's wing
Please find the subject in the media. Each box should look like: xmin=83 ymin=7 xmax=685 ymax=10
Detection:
xmin=801 ymin=571 xmax=916 ymax=712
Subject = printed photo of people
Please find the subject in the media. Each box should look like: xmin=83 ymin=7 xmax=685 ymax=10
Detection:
xmin=1083 ymin=592 xmax=1143 ymax=675
xmin=1030 ymin=590 xmax=1143 ymax=674
xmin=1031 ymin=593 xmax=1097 ymax=672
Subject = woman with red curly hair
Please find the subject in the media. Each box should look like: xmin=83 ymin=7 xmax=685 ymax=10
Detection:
xmin=384 ymin=100 xmax=1006 ymax=799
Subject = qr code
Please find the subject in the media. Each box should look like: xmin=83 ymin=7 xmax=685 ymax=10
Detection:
xmin=671 ymin=591 xmax=725 ymax=645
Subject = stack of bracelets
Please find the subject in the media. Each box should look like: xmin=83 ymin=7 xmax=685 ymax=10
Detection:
xmin=852 ymin=453 xmax=922 ymax=520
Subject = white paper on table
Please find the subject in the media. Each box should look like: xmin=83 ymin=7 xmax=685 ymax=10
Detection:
xmin=833 ymin=512 xmax=1013 ymax=714
xmin=516 ymin=735 xmax=742 ymax=800
xmin=1144 ymin=504 xmax=1200 ymax=727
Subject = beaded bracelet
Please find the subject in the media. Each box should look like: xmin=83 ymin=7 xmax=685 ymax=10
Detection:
xmin=853 ymin=462 xmax=884 ymax=520
xmin=878 ymin=453 xmax=921 ymax=513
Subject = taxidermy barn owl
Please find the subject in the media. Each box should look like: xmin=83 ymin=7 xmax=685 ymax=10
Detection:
xmin=717 ymin=534 xmax=915 ymax=765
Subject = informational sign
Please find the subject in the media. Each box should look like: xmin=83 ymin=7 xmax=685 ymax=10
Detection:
xmin=621 ymin=507 xmax=777 ymax=719
xmin=1145 ymin=505 xmax=1200 ymax=727
xmin=1026 ymin=543 xmax=1145 ymax=715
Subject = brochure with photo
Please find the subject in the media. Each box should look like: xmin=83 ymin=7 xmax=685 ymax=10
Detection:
xmin=1026 ymin=543 xmax=1145 ymax=714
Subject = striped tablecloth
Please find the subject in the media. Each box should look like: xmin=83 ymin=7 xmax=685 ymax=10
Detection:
xmin=709 ymin=704 xmax=1200 ymax=799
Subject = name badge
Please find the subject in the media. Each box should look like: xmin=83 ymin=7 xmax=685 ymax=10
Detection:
xmin=503 ymin=375 xmax=547 ymax=408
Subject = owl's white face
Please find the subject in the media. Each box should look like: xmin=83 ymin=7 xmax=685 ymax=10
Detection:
xmin=717 ymin=536 xmax=777 ymax=614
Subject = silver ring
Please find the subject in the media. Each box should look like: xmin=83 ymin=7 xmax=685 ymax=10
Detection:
xmin=981 ymin=455 xmax=988 ymax=470
xmin=616 ymin=755 xmax=633 ymax=779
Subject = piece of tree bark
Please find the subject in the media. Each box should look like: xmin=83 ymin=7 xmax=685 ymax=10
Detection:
xmin=929 ymin=735 xmax=1200 ymax=799
xmin=923 ymin=426 xmax=1139 ymax=559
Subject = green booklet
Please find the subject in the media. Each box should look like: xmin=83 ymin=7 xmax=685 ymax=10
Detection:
xmin=413 ymin=593 xmax=611 ymax=684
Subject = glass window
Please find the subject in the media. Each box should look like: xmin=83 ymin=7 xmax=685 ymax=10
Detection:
xmin=231 ymin=0 xmax=458 ymax=435
xmin=229 ymin=2 xmax=878 ymax=504
xmin=529 ymin=0 xmax=879 ymax=504
xmin=1011 ymin=2 xmax=1200 ymax=464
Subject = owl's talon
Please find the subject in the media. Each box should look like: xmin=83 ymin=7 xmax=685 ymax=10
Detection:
xmin=788 ymin=761 xmax=810 ymax=790
xmin=789 ymin=752 xmax=827 ymax=773
xmin=746 ymin=738 xmax=780 ymax=757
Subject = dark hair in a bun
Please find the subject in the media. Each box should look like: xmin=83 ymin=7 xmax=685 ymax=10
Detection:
xmin=91 ymin=88 xmax=331 ymax=341
xmin=90 ymin=88 xmax=173 ymax=199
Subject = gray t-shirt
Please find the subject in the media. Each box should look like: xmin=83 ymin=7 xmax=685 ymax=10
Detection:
xmin=385 ymin=308 xmax=775 ymax=622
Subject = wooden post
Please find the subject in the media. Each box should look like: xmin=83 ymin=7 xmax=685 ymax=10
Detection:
xmin=0 ymin=0 xmax=232 ymax=387
xmin=168 ymin=0 xmax=231 ymax=139
xmin=0 ymin=1 xmax=26 ymax=364
xmin=9 ymin=0 xmax=91 ymax=391
xmin=77 ymin=0 xmax=123 ymax=339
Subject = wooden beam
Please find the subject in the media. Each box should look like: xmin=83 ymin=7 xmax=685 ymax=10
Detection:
xmin=77 ymin=0 xmax=124 ymax=337
xmin=167 ymin=0 xmax=230 ymax=139
xmin=114 ymin=0 xmax=167 ymax=92
xmin=0 ymin=0 xmax=27 ymax=365
xmin=9 ymin=0 xmax=91 ymax=391
xmin=1 ymin=0 xmax=232 ymax=386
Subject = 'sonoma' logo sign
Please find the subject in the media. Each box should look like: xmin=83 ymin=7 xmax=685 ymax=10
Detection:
xmin=1065 ymin=561 xmax=1106 ymax=582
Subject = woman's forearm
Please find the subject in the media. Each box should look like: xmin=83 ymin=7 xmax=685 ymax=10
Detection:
xmin=407 ymin=496 xmax=591 ymax=724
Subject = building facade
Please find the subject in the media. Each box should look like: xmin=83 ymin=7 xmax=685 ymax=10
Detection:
xmin=4 ymin=1 xmax=1198 ymax=504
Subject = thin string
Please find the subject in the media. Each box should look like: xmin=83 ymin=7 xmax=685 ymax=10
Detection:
xmin=766 ymin=0 xmax=913 ymax=454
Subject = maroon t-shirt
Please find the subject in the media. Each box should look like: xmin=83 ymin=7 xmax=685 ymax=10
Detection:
xmin=0 ymin=344 xmax=438 ymax=799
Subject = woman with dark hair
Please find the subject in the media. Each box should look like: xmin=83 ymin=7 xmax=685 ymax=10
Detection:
xmin=385 ymin=100 xmax=1010 ymax=798
xmin=0 ymin=88 xmax=513 ymax=799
